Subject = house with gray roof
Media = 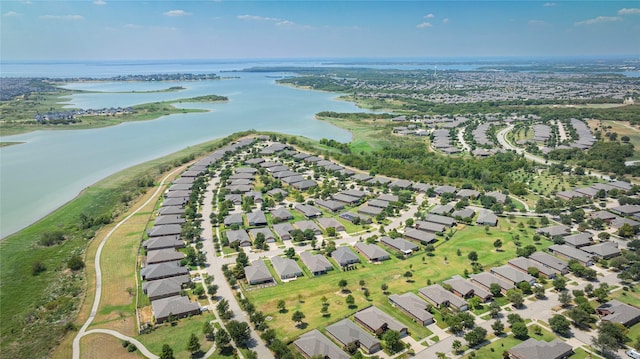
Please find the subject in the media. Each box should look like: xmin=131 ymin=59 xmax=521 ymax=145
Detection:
xmin=143 ymin=276 xmax=189 ymax=301
xmin=506 ymin=338 xmax=573 ymax=359
xmin=419 ymin=284 xmax=468 ymax=311
xmin=611 ymin=204 xmax=640 ymax=216
xmin=224 ymin=213 xmax=244 ymax=227
xmin=470 ymin=272 xmax=515 ymax=294
xmin=325 ymin=319 xmax=381 ymax=354
xmin=390 ymin=179 xmax=412 ymax=189
xmin=352 ymin=174 xmax=373 ymax=182
xmin=273 ymin=222 xmax=294 ymax=241
xmin=367 ymin=199 xmax=390 ymax=209
xmin=529 ymin=252 xmax=569 ymax=274
xmin=317 ymin=217 xmax=346 ymax=232
xmin=597 ymin=300 xmax=640 ymax=327
xmin=367 ymin=176 xmax=392 ymax=186
xmin=582 ymin=242 xmax=621 ymax=259
xmin=508 ymin=257 xmax=558 ymax=278
xmin=158 ymin=206 xmax=185 ymax=216
xmin=247 ymin=210 xmax=267 ymax=226
xmin=456 ymin=189 xmax=480 ymax=199
xmin=548 ymin=245 xmax=594 ymax=266
xmin=490 ymin=265 xmax=536 ymax=286
xmin=267 ymin=188 xmax=288 ymax=198
xmin=415 ymin=220 xmax=446 ymax=233
xmin=354 ymin=242 xmax=390 ymax=262
xmin=224 ymin=194 xmax=242 ymax=205
xmin=331 ymin=246 xmax=360 ymax=268
xmin=485 ymin=191 xmax=507 ymax=204
xmin=270 ymin=207 xmax=293 ymax=222
xmin=165 ymin=190 xmax=191 ymax=199
xmin=404 ymin=228 xmax=436 ymax=244
xmin=161 ymin=197 xmax=188 ymax=207
xmin=342 ymin=189 xmax=368 ymax=198
xmin=271 ymin=256 xmax=303 ymax=280
xmin=412 ymin=183 xmax=433 ymax=193
xmin=148 ymin=224 xmax=182 ymax=237
xmin=443 ymin=275 xmax=492 ymax=301
xmin=389 ymin=293 xmax=434 ymax=326
xmin=244 ymin=260 xmax=275 ymax=285
xmin=562 ymin=233 xmax=592 ymax=248
xmin=316 ymin=199 xmax=345 ymax=212
xmin=332 ymin=193 xmax=360 ymax=205
xmin=354 ymin=306 xmax=408 ymax=337
xmin=227 ymin=184 xmax=253 ymax=193
xmin=380 ymin=236 xmax=419 ymax=254
xmin=291 ymin=179 xmax=318 ymax=191
xmin=609 ymin=180 xmax=633 ymax=191
xmin=424 ymin=214 xmax=455 ymax=227
xmin=435 ymin=185 xmax=457 ymax=195
xmin=229 ymin=179 xmax=252 ymax=186
xmin=452 ymin=208 xmax=475 ymax=220
xmin=294 ymin=203 xmax=322 ymax=218
xmin=154 ymin=215 xmax=186 ymax=226
xmin=430 ymin=204 xmax=453 ymax=215
xmin=357 ymin=205 xmax=383 ymax=216
xmin=536 ymin=224 xmax=571 ymax=238
xmin=378 ymin=194 xmax=400 ymax=203
xmin=229 ymin=172 xmax=255 ymax=180
xmin=589 ymin=210 xmax=619 ymax=223
xmin=146 ymin=249 xmax=185 ymax=265
xmin=144 ymin=235 xmax=185 ymax=251
xmin=249 ymin=227 xmax=276 ymax=243
xmin=152 ymin=295 xmax=201 ymax=324
xmin=300 ymin=251 xmax=334 ymax=276
xmin=295 ymin=220 xmax=322 ymax=235
xmin=226 ymin=229 xmax=252 ymax=247
xmin=476 ymin=211 xmax=498 ymax=226
xmin=611 ymin=217 xmax=640 ymax=229
xmin=294 ymin=329 xmax=349 ymax=359
xmin=141 ymin=262 xmax=189 ymax=281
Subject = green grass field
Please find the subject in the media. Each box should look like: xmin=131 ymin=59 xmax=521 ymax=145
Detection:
xmin=136 ymin=314 xmax=216 ymax=359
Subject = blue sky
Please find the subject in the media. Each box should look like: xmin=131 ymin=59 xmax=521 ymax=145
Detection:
xmin=2 ymin=1 xmax=639 ymax=60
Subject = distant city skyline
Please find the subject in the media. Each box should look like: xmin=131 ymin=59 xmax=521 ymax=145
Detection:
xmin=1 ymin=1 xmax=639 ymax=61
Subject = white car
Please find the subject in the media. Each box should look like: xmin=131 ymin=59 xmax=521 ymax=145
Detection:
xmin=627 ymin=349 xmax=640 ymax=359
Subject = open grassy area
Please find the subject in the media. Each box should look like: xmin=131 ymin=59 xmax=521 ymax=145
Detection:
xmin=315 ymin=116 xmax=399 ymax=153
xmin=589 ymin=120 xmax=640 ymax=160
xmin=135 ymin=314 xmax=216 ymax=359
xmin=245 ymin=216 xmax=547 ymax=343
xmin=462 ymin=326 xmax=569 ymax=359
xmin=510 ymin=168 xmax=604 ymax=199
xmin=0 ymin=132 xmax=251 ymax=359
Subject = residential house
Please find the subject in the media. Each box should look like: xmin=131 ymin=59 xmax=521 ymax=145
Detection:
xmin=388 ymin=293 xmax=435 ymax=326
xmin=443 ymin=275 xmax=492 ymax=302
xmin=247 ymin=210 xmax=267 ymax=227
xmin=294 ymin=329 xmax=349 ymax=359
xmin=271 ymin=256 xmax=303 ymax=280
xmin=415 ymin=221 xmax=446 ymax=233
xmin=476 ymin=211 xmax=499 ymax=226
xmin=316 ymin=199 xmax=345 ymax=212
xmin=456 ymin=189 xmax=480 ymax=199
xmin=379 ymin=236 xmax=419 ymax=254
xmin=508 ymin=257 xmax=558 ymax=278
xmin=404 ymin=229 xmax=436 ymax=244
xmin=418 ymin=284 xmax=468 ymax=311
xmin=506 ymin=338 xmax=573 ymax=359
xmin=152 ymin=295 xmax=201 ymax=324
xmin=271 ymin=207 xmax=293 ymax=222
xmin=582 ymin=242 xmax=621 ymax=259
xmin=294 ymin=204 xmax=322 ymax=218
xmin=143 ymin=235 xmax=185 ymax=251
xmin=291 ymin=179 xmax=318 ymax=191
xmin=529 ymin=252 xmax=569 ymax=274
xmin=435 ymin=185 xmax=457 ymax=195
xmin=423 ymin=214 xmax=456 ymax=227
xmin=470 ymin=272 xmax=515 ymax=294
xmin=430 ymin=204 xmax=453 ymax=215
xmin=300 ymin=251 xmax=334 ymax=276
xmin=223 ymin=213 xmax=244 ymax=227
xmin=354 ymin=306 xmax=408 ymax=336
xmin=490 ymin=265 xmax=536 ymax=286
xmin=244 ymin=260 xmax=275 ymax=285
xmin=562 ymin=233 xmax=592 ymax=248
xmin=354 ymin=242 xmax=390 ymax=262
xmin=295 ymin=220 xmax=322 ymax=235
xmin=249 ymin=227 xmax=276 ymax=243
xmin=148 ymin=224 xmax=182 ymax=237
xmin=158 ymin=206 xmax=185 ymax=216
xmin=332 ymin=193 xmax=361 ymax=205
xmin=154 ymin=215 xmax=186 ymax=226
xmin=273 ymin=222 xmax=294 ymax=241
xmin=548 ymin=245 xmax=594 ymax=266
xmin=146 ymin=249 xmax=185 ymax=265
xmin=536 ymin=225 xmax=571 ymax=238
xmin=143 ymin=276 xmax=189 ymax=301
xmin=226 ymin=229 xmax=252 ymax=247
xmin=141 ymin=262 xmax=189 ymax=281
xmin=596 ymin=300 xmax=640 ymax=327
xmin=452 ymin=208 xmax=475 ymax=220
xmin=331 ymin=246 xmax=360 ymax=268
xmin=485 ymin=191 xmax=507 ymax=204
xmin=317 ymin=217 xmax=346 ymax=232
xmin=325 ymin=319 xmax=381 ymax=354
xmin=357 ymin=205 xmax=383 ymax=216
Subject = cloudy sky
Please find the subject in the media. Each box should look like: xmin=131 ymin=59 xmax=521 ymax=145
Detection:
xmin=2 ymin=1 xmax=639 ymax=61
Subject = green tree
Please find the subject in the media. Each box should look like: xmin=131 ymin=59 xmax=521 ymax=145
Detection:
xmin=553 ymin=276 xmax=567 ymax=291
xmin=292 ymin=310 xmax=305 ymax=326
xmin=493 ymin=239 xmax=503 ymax=251
xmin=67 ymin=255 xmax=85 ymax=271
xmin=338 ymin=279 xmax=348 ymax=292
xmin=468 ymin=251 xmax=478 ymax=262
xmin=159 ymin=344 xmax=175 ymax=359
xmin=277 ymin=299 xmax=286 ymax=313
xmin=381 ymin=283 xmax=388 ymax=293
xmin=452 ymin=339 xmax=463 ymax=354
xmin=464 ymin=327 xmax=487 ymax=347
xmin=507 ymin=289 xmax=524 ymax=308
xmin=491 ymin=320 xmax=504 ymax=335
xmin=236 ymin=251 xmax=249 ymax=268
xmin=489 ymin=283 xmax=502 ymax=297
xmin=549 ymin=314 xmax=571 ymax=336
xmin=187 ymin=333 xmax=201 ymax=355
xmin=567 ymin=307 xmax=592 ymax=328
xmin=558 ymin=291 xmax=572 ymax=307
xmin=592 ymin=322 xmax=627 ymax=355
xmin=217 ymin=298 xmax=232 ymax=320
xmin=215 ymin=329 xmax=231 ymax=351
xmin=203 ymin=321 xmax=214 ymax=341
xmin=346 ymin=294 xmax=355 ymax=308
xmin=227 ymin=320 xmax=251 ymax=347
xmin=382 ymin=329 xmax=403 ymax=353
xmin=511 ymin=321 xmax=528 ymax=340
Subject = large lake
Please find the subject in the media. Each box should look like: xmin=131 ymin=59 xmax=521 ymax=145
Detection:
xmin=0 ymin=72 xmax=367 ymax=238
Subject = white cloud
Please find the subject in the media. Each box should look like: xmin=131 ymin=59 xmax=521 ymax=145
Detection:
xmin=416 ymin=22 xmax=433 ymax=28
xmin=575 ymin=16 xmax=621 ymax=26
xmin=39 ymin=14 xmax=84 ymax=20
xmin=543 ymin=2 xmax=557 ymax=7
xmin=163 ymin=10 xmax=191 ymax=17
xmin=123 ymin=24 xmax=142 ymax=29
xmin=237 ymin=14 xmax=282 ymax=22
xmin=276 ymin=20 xmax=295 ymax=27
xmin=528 ymin=19 xmax=547 ymax=25
xmin=3 ymin=11 xmax=21 ymax=17
xmin=93 ymin=0 xmax=106 ymax=5
xmin=424 ymin=13 xmax=435 ymax=19
xmin=442 ymin=18 xmax=449 ymax=24
xmin=618 ymin=8 xmax=640 ymax=15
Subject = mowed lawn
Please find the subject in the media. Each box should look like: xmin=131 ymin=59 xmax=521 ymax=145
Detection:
xmin=246 ymin=216 xmax=549 ymax=342
xmin=462 ymin=326 xmax=576 ymax=359
xmin=136 ymin=314 xmax=216 ymax=359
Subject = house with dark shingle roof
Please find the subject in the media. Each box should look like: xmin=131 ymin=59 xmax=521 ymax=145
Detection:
xmin=548 ymin=245 xmax=594 ymax=266
xmin=354 ymin=306 xmax=408 ymax=336
xmin=430 ymin=204 xmax=453 ymax=215
xmin=146 ymin=249 xmax=185 ymax=265
xmin=244 ymin=260 xmax=275 ymax=285
xmin=562 ymin=233 xmax=592 ymax=248
xmin=435 ymin=185 xmax=457 ymax=195
xmin=317 ymin=217 xmax=346 ymax=232
xmin=536 ymin=225 xmax=571 ymax=238
xmin=316 ymin=199 xmax=345 ymax=212
xmin=226 ymin=229 xmax=252 ymax=247
xmin=300 ymin=251 xmax=334 ymax=276
xmin=404 ymin=229 xmax=436 ymax=244
xmin=273 ymin=222 xmax=294 ymax=241
xmin=223 ymin=213 xmax=244 ymax=226
xmin=294 ymin=203 xmax=322 ymax=218
xmin=415 ymin=221 xmax=446 ymax=233
xmin=597 ymin=300 xmax=640 ymax=327
xmin=357 ymin=205 xmax=383 ymax=216
xmin=508 ymin=257 xmax=558 ymax=278
xmin=490 ymin=265 xmax=536 ymax=286
xmin=331 ymin=246 xmax=360 ymax=268
xmin=249 ymin=227 xmax=276 ymax=243
xmin=443 ymin=275 xmax=492 ymax=302
xmin=141 ymin=262 xmax=189 ymax=281
xmin=419 ymin=284 xmax=468 ymax=311
xmin=158 ymin=206 xmax=185 ymax=216
xmin=354 ymin=242 xmax=390 ymax=262
xmin=271 ymin=256 xmax=303 ymax=280
xmin=294 ymin=329 xmax=349 ymax=359
xmin=389 ymin=292 xmax=434 ymax=326
xmin=582 ymin=242 xmax=621 ymax=259
xmin=476 ymin=211 xmax=498 ymax=226
xmin=291 ymin=179 xmax=318 ymax=191
xmin=270 ymin=207 xmax=293 ymax=222
xmin=152 ymin=295 xmax=201 ymax=324
xmin=246 ymin=210 xmax=267 ymax=227
xmin=379 ymin=236 xmax=418 ymax=254
xmin=470 ymin=272 xmax=515 ymax=294
xmin=423 ymin=214 xmax=455 ymax=227
xmin=143 ymin=235 xmax=185 ymax=251
xmin=325 ymin=319 xmax=381 ymax=354
xmin=143 ymin=276 xmax=189 ymax=301
xmin=506 ymin=338 xmax=573 ymax=359
xmin=148 ymin=224 xmax=182 ymax=237
xmin=295 ymin=220 xmax=322 ymax=235
xmin=154 ymin=215 xmax=186 ymax=226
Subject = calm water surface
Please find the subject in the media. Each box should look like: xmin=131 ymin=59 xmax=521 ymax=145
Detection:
xmin=0 ymin=72 xmax=366 ymax=238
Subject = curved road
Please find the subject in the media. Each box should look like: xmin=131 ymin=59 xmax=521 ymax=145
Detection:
xmin=73 ymin=166 xmax=185 ymax=359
